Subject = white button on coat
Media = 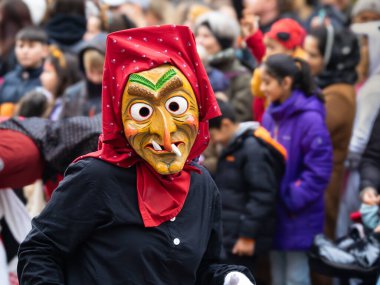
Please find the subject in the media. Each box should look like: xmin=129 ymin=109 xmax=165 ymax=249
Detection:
xmin=170 ymin=217 xmax=176 ymax=222
xmin=173 ymin=238 xmax=180 ymax=245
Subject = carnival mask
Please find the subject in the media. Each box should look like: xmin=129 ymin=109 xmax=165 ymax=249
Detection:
xmin=121 ymin=64 xmax=199 ymax=175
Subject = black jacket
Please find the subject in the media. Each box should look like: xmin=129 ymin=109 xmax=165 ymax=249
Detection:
xmin=18 ymin=158 xmax=255 ymax=285
xmin=44 ymin=14 xmax=86 ymax=54
xmin=360 ymin=110 xmax=380 ymax=192
xmin=214 ymin=126 xmax=285 ymax=255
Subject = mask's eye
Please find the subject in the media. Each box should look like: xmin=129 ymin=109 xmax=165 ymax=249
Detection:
xmin=165 ymin=96 xmax=188 ymax=115
xmin=130 ymin=103 xmax=153 ymax=121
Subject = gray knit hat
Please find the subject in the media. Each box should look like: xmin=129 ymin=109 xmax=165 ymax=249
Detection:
xmin=351 ymin=0 xmax=380 ymax=17
xmin=195 ymin=12 xmax=240 ymax=50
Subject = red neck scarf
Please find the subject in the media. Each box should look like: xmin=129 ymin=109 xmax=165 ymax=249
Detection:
xmin=75 ymin=25 xmax=220 ymax=227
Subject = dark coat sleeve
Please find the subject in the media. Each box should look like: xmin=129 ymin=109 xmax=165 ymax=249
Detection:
xmin=360 ymin=110 xmax=380 ymax=192
xmin=17 ymin=160 xmax=110 ymax=285
xmin=196 ymin=177 xmax=256 ymax=285
xmin=238 ymin=138 xmax=278 ymax=238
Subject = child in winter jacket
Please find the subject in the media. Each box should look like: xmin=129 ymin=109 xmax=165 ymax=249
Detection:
xmin=209 ymin=100 xmax=286 ymax=274
xmin=261 ymin=54 xmax=333 ymax=285
xmin=0 ymin=27 xmax=48 ymax=116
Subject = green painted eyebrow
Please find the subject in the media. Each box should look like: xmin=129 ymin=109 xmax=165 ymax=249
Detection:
xmin=129 ymin=69 xmax=177 ymax=91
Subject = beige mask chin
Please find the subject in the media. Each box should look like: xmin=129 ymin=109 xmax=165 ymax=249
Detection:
xmin=121 ymin=64 xmax=199 ymax=175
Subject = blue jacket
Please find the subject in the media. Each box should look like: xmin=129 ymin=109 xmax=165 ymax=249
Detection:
xmin=263 ymin=90 xmax=333 ymax=250
xmin=0 ymin=65 xmax=43 ymax=104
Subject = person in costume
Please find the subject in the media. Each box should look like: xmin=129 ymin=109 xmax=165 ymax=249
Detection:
xmin=17 ymin=25 xmax=255 ymax=285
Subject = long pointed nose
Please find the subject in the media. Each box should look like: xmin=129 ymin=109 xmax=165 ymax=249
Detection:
xmin=150 ymin=107 xmax=177 ymax=152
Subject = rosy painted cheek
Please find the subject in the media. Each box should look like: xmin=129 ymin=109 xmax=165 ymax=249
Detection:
xmin=185 ymin=115 xmax=198 ymax=126
xmin=124 ymin=124 xmax=139 ymax=139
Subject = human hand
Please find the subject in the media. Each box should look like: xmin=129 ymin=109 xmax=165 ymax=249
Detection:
xmin=224 ymin=271 xmax=255 ymax=285
xmin=310 ymin=15 xmax=331 ymax=29
xmin=232 ymin=237 xmax=255 ymax=256
xmin=240 ymin=9 xmax=259 ymax=39
xmin=361 ymin=187 xmax=380 ymax=205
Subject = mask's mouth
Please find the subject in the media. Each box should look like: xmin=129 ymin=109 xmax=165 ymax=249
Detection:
xmin=145 ymin=140 xmax=184 ymax=157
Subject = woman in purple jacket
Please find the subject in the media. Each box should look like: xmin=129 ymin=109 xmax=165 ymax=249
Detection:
xmin=260 ymin=54 xmax=333 ymax=285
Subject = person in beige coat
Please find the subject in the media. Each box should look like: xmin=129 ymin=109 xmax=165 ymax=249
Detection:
xmin=304 ymin=25 xmax=360 ymax=239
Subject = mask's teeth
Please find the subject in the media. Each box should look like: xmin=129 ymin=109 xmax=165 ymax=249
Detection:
xmin=152 ymin=140 xmax=162 ymax=151
xmin=171 ymin=144 xmax=182 ymax=157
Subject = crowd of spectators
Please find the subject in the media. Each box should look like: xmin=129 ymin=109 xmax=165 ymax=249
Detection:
xmin=0 ymin=0 xmax=380 ymax=284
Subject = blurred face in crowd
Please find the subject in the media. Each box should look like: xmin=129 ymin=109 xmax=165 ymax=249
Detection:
xmin=121 ymin=65 xmax=199 ymax=175
xmin=196 ymin=26 xmax=222 ymax=56
xmin=86 ymin=68 xmax=103 ymax=84
xmin=334 ymin=0 xmax=351 ymax=11
xmin=209 ymin=119 xmax=237 ymax=147
xmin=15 ymin=40 xmax=48 ymax=69
xmin=84 ymin=16 xmax=102 ymax=41
xmin=83 ymin=50 xmax=104 ymax=85
xmin=303 ymin=35 xmax=324 ymax=76
xmin=40 ymin=60 xmax=59 ymax=95
xmin=292 ymin=0 xmax=307 ymax=10
xmin=264 ymin=37 xmax=292 ymax=57
xmin=87 ymin=16 xmax=102 ymax=34
xmin=260 ymin=65 xmax=292 ymax=103
xmin=244 ymin=0 xmax=278 ymax=17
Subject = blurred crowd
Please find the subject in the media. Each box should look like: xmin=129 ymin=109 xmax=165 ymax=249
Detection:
xmin=0 ymin=0 xmax=380 ymax=284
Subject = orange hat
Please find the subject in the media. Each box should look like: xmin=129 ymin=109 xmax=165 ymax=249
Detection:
xmin=265 ymin=18 xmax=306 ymax=50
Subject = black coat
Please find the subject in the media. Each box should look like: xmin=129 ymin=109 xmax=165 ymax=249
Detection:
xmin=44 ymin=14 xmax=86 ymax=54
xmin=214 ymin=130 xmax=285 ymax=255
xmin=17 ymin=158 xmax=255 ymax=285
xmin=360 ymin=110 xmax=380 ymax=192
